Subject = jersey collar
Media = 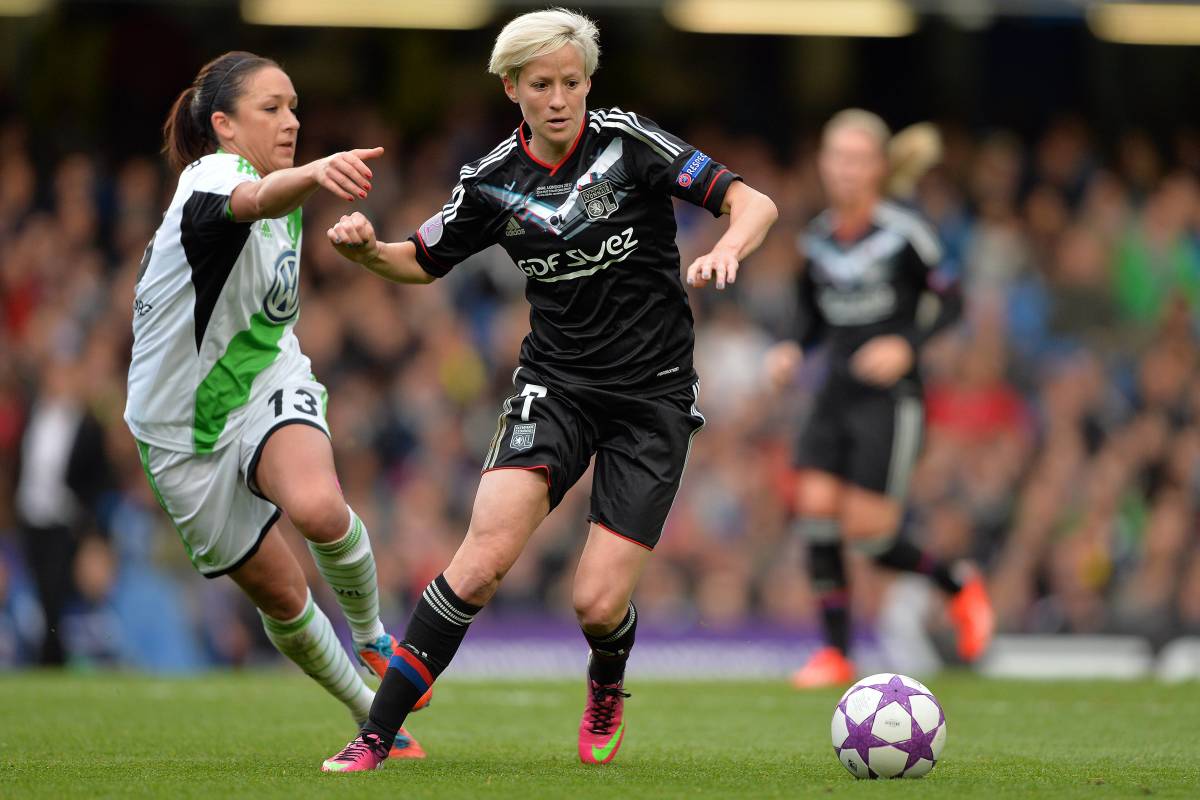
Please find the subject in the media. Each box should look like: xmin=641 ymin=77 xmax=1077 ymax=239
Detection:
xmin=516 ymin=117 xmax=587 ymax=176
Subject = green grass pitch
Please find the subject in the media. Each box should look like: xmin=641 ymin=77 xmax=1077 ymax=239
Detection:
xmin=1 ymin=671 xmax=1197 ymax=798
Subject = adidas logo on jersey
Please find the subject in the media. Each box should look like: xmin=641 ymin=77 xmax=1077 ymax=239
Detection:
xmin=505 ymin=217 xmax=525 ymax=237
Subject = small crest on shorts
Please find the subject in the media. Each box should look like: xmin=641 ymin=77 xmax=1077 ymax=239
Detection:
xmin=580 ymin=180 xmax=619 ymax=221
xmin=510 ymin=423 xmax=536 ymax=451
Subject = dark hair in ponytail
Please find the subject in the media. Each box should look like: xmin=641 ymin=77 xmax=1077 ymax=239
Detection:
xmin=162 ymin=51 xmax=279 ymax=173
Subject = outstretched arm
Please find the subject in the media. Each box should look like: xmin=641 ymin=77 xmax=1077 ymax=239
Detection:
xmin=685 ymin=181 xmax=779 ymax=290
xmin=327 ymin=211 xmax=434 ymax=285
xmin=229 ymin=147 xmax=384 ymax=222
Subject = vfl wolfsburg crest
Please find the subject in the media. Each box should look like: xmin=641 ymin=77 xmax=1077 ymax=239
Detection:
xmin=510 ymin=423 xmax=536 ymax=451
xmin=580 ymin=180 xmax=619 ymax=221
xmin=263 ymin=249 xmax=300 ymax=323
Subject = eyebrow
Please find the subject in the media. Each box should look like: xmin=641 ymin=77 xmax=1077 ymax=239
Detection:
xmin=525 ymin=72 xmax=582 ymax=82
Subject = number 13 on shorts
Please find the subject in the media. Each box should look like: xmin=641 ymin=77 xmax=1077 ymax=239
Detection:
xmin=520 ymin=383 xmax=547 ymax=421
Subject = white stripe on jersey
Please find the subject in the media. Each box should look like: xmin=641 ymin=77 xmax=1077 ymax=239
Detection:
xmin=459 ymin=135 xmax=517 ymax=178
xmin=442 ymin=183 xmax=467 ymax=223
xmin=600 ymin=119 xmax=675 ymax=162
xmin=874 ymin=201 xmax=942 ymax=267
xmin=605 ymin=108 xmax=683 ymax=158
xmin=444 ymin=136 xmax=518 ymax=223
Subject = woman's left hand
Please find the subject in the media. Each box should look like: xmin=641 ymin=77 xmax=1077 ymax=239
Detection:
xmin=850 ymin=335 xmax=914 ymax=387
xmin=686 ymin=246 xmax=739 ymax=290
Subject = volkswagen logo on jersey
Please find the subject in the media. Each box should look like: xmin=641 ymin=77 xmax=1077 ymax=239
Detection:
xmin=580 ymin=181 xmax=619 ymax=221
xmin=263 ymin=249 xmax=300 ymax=323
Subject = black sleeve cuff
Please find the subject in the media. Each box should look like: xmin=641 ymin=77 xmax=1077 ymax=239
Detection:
xmin=702 ymin=170 xmax=742 ymax=218
xmin=407 ymin=231 xmax=450 ymax=278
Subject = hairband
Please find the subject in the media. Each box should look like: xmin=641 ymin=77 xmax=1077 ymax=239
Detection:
xmin=201 ymin=58 xmax=249 ymax=125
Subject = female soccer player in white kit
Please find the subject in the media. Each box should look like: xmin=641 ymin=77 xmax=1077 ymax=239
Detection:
xmin=125 ymin=51 xmax=427 ymax=757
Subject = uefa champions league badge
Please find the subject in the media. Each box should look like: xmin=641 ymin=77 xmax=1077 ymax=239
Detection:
xmin=677 ymin=151 xmax=711 ymax=188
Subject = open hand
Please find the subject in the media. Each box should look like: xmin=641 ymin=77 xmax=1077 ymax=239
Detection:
xmin=686 ymin=246 xmax=739 ymax=290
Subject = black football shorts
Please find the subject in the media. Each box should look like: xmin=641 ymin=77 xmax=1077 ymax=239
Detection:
xmin=482 ymin=367 xmax=705 ymax=549
xmin=795 ymin=376 xmax=924 ymax=498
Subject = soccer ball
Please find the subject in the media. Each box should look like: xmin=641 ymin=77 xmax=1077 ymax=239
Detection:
xmin=830 ymin=673 xmax=946 ymax=779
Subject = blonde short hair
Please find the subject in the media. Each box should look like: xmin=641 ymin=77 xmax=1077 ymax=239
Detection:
xmin=823 ymin=109 xmax=943 ymax=198
xmin=488 ymin=7 xmax=600 ymax=83
xmin=822 ymin=108 xmax=891 ymax=152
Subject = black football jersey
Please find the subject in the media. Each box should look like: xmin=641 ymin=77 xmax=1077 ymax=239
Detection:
xmin=409 ymin=107 xmax=741 ymax=396
xmin=797 ymin=200 xmax=959 ymax=382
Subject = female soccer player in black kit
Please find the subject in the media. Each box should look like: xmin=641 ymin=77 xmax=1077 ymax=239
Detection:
xmin=319 ymin=9 xmax=778 ymax=771
xmin=766 ymin=110 xmax=994 ymax=688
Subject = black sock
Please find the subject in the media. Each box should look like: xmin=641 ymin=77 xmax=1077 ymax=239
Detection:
xmin=800 ymin=518 xmax=851 ymax=655
xmin=869 ymin=538 xmax=963 ymax=595
xmin=362 ymin=574 xmax=481 ymax=749
xmin=583 ymin=602 xmax=637 ymax=685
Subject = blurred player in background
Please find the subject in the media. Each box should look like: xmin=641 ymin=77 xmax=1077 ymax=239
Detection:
xmin=765 ymin=110 xmax=994 ymax=688
xmin=320 ymin=7 xmax=777 ymax=772
xmin=124 ymin=51 xmax=427 ymax=756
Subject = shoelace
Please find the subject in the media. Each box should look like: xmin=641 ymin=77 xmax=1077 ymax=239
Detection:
xmin=587 ymin=684 xmax=631 ymax=735
xmin=334 ymin=733 xmax=388 ymax=762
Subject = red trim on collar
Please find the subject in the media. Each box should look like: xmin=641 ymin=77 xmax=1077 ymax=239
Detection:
xmin=518 ymin=118 xmax=586 ymax=176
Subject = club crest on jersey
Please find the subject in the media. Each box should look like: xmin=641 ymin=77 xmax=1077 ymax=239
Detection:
xmin=263 ymin=249 xmax=300 ymax=323
xmin=580 ymin=180 xmax=619 ymax=221
xmin=510 ymin=423 xmax=536 ymax=451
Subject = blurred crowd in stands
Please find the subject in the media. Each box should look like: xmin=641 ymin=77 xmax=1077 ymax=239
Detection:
xmin=3 ymin=105 xmax=1200 ymax=671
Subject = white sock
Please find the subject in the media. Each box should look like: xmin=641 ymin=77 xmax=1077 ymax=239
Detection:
xmin=307 ymin=507 xmax=387 ymax=645
xmin=260 ymin=589 xmax=374 ymax=723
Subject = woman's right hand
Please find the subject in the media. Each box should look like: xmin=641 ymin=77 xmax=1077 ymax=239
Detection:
xmin=765 ymin=341 xmax=803 ymax=391
xmin=313 ymin=147 xmax=383 ymax=202
xmin=327 ymin=211 xmax=381 ymax=265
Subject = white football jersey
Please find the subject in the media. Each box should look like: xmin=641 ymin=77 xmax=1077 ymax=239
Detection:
xmin=125 ymin=152 xmax=311 ymax=453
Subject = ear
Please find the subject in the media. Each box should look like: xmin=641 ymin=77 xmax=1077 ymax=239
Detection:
xmin=502 ymin=75 xmax=519 ymax=104
xmin=583 ymin=77 xmax=592 ymax=98
xmin=210 ymin=110 xmax=235 ymax=141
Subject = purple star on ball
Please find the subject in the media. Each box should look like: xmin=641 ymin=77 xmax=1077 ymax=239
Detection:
xmin=864 ymin=674 xmax=929 ymax=716
xmin=835 ymin=707 xmax=889 ymax=775
xmin=893 ymin=716 xmax=941 ymax=772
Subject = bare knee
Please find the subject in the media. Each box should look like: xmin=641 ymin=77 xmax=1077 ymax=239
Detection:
xmin=573 ymin=584 xmax=629 ymax=633
xmin=839 ymin=489 xmax=902 ymax=542
xmin=251 ymin=581 xmax=309 ymax=622
xmin=798 ymin=470 xmax=841 ymax=518
xmin=444 ymin=546 xmax=510 ymax=607
xmin=284 ymin=488 xmax=348 ymax=544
